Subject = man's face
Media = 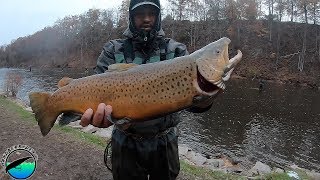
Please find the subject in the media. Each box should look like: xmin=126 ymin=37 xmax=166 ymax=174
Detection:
xmin=133 ymin=5 xmax=158 ymax=32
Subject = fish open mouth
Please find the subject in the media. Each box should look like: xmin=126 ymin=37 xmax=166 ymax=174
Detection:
xmin=196 ymin=67 xmax=221 ymax=94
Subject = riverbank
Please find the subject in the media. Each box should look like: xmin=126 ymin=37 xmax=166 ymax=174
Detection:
xmin=231 ymin=74 xmax=320 ymax=90
xmin=1 ymin=95 xmax=319 ymax=179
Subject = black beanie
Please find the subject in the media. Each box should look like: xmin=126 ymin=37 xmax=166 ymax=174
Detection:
xmin=129 ymin=0 xmax=160 ymax=10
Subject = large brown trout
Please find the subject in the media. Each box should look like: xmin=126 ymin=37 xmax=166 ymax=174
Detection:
xmin=29 ymin=37 xmax=242 ymax=136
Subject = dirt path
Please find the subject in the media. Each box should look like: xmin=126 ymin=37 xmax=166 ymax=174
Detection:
xmin=0 ymin=103 xmax=113 ymax=180
xmin=0 ymin=102 xmax=192 ymax=180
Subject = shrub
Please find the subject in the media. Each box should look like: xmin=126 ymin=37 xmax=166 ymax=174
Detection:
xmin=4 ymin=71 xmax=23 ymax=97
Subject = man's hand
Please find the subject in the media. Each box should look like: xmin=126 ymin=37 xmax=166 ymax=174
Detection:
xmin=80 ymin=103 xmax=113 ymax=128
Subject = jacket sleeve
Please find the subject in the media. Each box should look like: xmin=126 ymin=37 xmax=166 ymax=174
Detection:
xmin=167 ymin=39 xmax=189 ymax=58
xmin=94 ymin=41 xmax=117 ymax=74
xmin=174 ymin=41 xmax=189 ymax=57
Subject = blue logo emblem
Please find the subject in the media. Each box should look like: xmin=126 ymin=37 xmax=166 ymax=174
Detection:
xmin=1 ymin=145 xmax=38 ymax=179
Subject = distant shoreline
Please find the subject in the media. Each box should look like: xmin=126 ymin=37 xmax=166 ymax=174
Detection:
xmin=2 ymin=67 xmax=319 ymax=89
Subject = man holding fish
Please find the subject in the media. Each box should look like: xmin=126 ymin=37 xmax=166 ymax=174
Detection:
xmin=81 ymin=0 xmax=212 ymax=179
xmin=29 ymin=0 xmax=242 ymax=179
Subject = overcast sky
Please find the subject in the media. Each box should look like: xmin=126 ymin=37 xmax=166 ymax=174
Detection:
xmin=0 ymin=0 xmax=123 ymax=46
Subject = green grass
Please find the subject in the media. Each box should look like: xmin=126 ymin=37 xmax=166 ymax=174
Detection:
xmin=57 ymin=125 xmax=108 ymax=148
xmin=0 ymin=96 xmax=35 ymax=122
xmin=292 ymin=169 xmax=311 ymax=180
xmin=180 ymin=161 xmax=245 ymax=180
xmin=0 ymin=96 xmax=108 ymax=148
xmin=264 ymin=173 xmax=291 ymax=180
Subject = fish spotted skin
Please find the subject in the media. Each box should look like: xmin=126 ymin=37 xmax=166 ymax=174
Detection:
xmin=29 ymin=37 xmax=242 ymax=136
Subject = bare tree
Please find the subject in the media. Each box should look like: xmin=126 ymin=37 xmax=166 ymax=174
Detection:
xmin=286 ymin=0 xmax=298 ymax=22
xmin=205 ymin=0 xmax=223 ymax=21
xmin=308 ymin=0 xmax=319 ymax=24
xmin=167 ymin=0 xmax=189 ymax=20
xmin=118 ymin=0 xmax=130 ymax=27
xmin=297 ymin=0 xmax=310 ymax=71
xmin=240 ymin=0 xmax=259 ymax=20
xmin=275 ymin=0 xmax=286 ymax=21
xmin=4 ymin=71 xmax=23 ymax=97
xmin=264 ymin=0 xmax=275 ymax=41
xmin=275 ymin=0 xmax=286 ymax=69
xmin=185 ymin=0 xmax=206 ymax=21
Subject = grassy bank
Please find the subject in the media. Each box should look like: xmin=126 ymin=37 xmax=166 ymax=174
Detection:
xmin=0 ymin=96 xmax=108 ymax=148
xmin=1 ymin=96 xmax=310 ymax=179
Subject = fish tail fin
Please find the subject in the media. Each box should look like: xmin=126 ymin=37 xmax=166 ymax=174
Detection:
xmin=29 ymin=92 xmax=59 ymax=136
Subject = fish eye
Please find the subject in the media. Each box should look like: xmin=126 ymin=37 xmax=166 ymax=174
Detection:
xmin=216 ymin=50 xmax=220 ymax=54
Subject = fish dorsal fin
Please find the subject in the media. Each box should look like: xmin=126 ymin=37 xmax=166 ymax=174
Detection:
xmin=106 ymin=63 xmax=138 ymax=72
xmin=58 ymin=77 xmax=73 ymax=88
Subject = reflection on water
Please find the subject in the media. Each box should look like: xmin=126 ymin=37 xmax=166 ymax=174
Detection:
xmin=0 ymin=68 xmax=319 ymax=171
xmin=178 ymin=79 xmax=320 ymax=171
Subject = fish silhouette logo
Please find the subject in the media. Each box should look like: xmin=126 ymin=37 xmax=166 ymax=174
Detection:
xmin=1 ymin=145 xmax=38 ymax=179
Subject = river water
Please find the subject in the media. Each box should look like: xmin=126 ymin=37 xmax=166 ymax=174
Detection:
xmin=0 ymin=68 xmax=319 ymax=171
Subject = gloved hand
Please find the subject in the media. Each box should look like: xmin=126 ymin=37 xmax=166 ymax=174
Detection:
xmin=80 ymin=103 xmax=113 ymax=128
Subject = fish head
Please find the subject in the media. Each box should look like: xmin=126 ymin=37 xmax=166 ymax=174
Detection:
xmin=191 ymin=37 xmax=242 ymax=96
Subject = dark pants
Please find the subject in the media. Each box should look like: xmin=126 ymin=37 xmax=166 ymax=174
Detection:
xmin=111 ymin=127 xmax=180 ymax=180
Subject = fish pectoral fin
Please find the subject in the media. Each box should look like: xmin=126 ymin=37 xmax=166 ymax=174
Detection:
xmin=58 ymin=77 xmax=73 ymax=88
xmin=105 ymin=63 xmax=138 ymax=72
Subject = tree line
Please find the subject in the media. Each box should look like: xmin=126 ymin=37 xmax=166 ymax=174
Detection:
xmin=0 ymin=0 xmax=319 ymax=73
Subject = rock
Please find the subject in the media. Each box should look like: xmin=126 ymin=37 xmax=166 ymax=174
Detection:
xmin=69 ymin=125 xmax=83 ymax=129
xmin=204 ymin=159 xmax=225 ymax=168
xmin=306 ymin=171 xmax=320 ymax=180
xmin=66 ymin=120 xmax=84 ymax=129
xmin=25 ymin=107 xmax=33 ymax=112
xmin=81 ymin=125 xmax=98 ymax=133
xmin=224 ymin=166 xmax=243 ymax=174
xmin=186 ymin=151 xmax=195 ymax=160
xmin=183 ymin=158 xmax=196 ymax=166
xmin=289 ymin=164 xmax=300 ymax=170
xmin=67 ymin=120 xmax=81 ymax=127
xmin=286 ymin=171 xmax=300 ymax=179
xmin=94 ymin=128 xmax=112 ymax=138
xmin=178 ymin=144 xmax=189 ymax=156
xmin=186 ymin=151 xmax=207 ymax=166
xmin=273 ymin=167 xmax=284 ymax=173
xmin=210 ymin=168 xmax=228 ymax=174
xmin=247 ymin=177 xmax=262 ymax=180
xmin=247 ymin=161 xmax=271 ymax=176
xmin=55 ymin=114 xmax=62 ymax=124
